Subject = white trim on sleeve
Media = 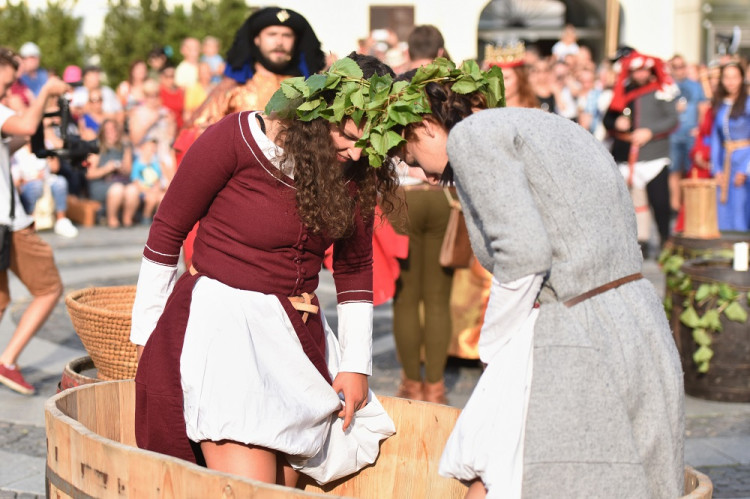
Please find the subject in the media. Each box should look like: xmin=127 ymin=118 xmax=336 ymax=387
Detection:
xmin=335 ymin=301 xmax=373 ymax=375
xmin=130 ymin=257 xmax=179 ymax=346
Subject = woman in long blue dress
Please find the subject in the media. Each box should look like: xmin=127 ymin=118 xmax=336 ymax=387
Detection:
xmin=711 ymin=61 xmax=750 ymax=231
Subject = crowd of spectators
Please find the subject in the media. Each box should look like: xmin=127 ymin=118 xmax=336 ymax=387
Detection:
xmin=1 ymin=36 xmax=225 ymax=233
xmin=2 ymin=27 xmax=748 ymax=249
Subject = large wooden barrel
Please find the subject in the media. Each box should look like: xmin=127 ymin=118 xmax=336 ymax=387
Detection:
xmin=663 ymin=233 xmax=750 ymax=337
xmin=667 ymin=232 xmax=749 ymax=261
xmin=45 ymin=380 xmax=465 ymax=498
xmin=45 ymin=380 xmax=712 ymax=498
xmin=672 ymin=259 xmax=750 ymax=402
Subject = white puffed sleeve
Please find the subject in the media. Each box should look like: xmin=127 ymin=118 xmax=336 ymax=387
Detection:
xmin=335 ymin=302 xmax=373 ymax=375
xmin=479 ymin=273 xmax=544 ymax=365
xmin=129 ymin=258 xmax=179 ymax=346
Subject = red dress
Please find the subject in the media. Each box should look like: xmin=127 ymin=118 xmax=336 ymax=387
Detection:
xmin=135 ymin=111 xmax=374 ymax=463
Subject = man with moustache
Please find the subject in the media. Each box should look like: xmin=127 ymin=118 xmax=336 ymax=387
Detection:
xmin=185 ymin=7 xmax=325 ymax=131
xmin=176 ymin=6 xmax=325 ymax=267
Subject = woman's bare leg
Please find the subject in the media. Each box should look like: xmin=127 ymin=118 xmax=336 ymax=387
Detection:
xmin=201 ymin=440 xmax=300 ymax=486
xmin=122 ymin=183 xmax=140 ymax=226
xmin=278 ymin=460 xmax=300 ymax=487
xmin=201 ymin=440 xmax=277 ymax=483
xmin=106 ymin=183 xmax=124 ymax=227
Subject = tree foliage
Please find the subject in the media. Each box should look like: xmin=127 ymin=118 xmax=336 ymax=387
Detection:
xmin=0 ymin=0 xmax=250 ymax=87
xmin=0 ymin=0 xmax=84 ymax=76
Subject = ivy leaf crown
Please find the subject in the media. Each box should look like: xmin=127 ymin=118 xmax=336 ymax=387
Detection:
xmin=264 ymin=57 xmax=506 ymax=167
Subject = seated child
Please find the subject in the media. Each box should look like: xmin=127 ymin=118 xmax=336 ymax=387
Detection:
xmin=131 ymin=138 xmax=166 ymax=224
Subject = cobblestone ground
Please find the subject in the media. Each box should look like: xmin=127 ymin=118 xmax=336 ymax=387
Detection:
xmin=697 ymin=465 xmax=750 ymax=499
xmin=688 ymin=414 xmax=750 ymax=498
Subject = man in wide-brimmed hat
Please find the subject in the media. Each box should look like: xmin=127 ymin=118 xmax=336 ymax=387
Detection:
xmin=186 ymin=6 xmax=325 ymax=129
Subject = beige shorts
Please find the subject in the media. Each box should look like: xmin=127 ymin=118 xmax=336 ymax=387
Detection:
xmin=0 ymin=226 xmax=63 ymax=313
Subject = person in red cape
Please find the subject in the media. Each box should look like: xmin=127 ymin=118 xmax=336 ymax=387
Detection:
xmin=603 ymin=47 xmax=679 ymax=258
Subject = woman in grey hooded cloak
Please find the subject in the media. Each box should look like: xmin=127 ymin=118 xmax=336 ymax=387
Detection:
xmin=399 ymin=89 xmax=684 ymax=497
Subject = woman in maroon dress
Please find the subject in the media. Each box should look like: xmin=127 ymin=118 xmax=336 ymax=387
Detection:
xmin=130 ymin=54 xmax=399 ymax=486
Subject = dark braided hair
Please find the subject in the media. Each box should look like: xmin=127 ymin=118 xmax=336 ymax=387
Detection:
xmin=398 ymin=72 xmax=489 ymax=183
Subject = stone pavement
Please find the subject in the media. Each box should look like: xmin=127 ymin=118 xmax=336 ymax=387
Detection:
xmin=0 ymin=224 xmax=748 ymax=498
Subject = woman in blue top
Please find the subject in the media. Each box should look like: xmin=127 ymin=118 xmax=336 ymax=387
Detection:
xmin=711 ymin=61 xmax=750 ymax=231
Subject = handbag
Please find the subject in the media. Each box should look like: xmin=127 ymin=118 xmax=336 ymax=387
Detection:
xmin=439 ymin=187 xmax=473 ymax=268
xmin=32 ymin=180 xmax=55 ymax=231
xmin=0 ymin=163 xmax=15 ymax=271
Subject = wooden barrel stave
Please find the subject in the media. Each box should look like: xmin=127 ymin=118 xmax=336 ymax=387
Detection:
xmin=46 ymin=380 xmax=711 ymax=497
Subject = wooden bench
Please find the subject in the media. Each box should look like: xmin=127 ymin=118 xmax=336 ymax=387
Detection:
xmin=65 ymin=196 xmax=101 ymax=227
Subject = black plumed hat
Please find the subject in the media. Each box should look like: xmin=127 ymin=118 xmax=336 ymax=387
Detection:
xmin=225 ymin=7 xmax=325 ymax=77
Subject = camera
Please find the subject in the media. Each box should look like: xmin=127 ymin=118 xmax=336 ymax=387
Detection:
xmin=31 ymin=96 xmax=99 ymax=168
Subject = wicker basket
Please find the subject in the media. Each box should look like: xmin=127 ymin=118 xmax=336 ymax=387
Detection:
xmin=65 ymin=286 xmax=138 ymax=381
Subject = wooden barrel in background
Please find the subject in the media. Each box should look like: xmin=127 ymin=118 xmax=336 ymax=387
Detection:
xmin=673 ymin=259 xmax=750 ymax=402
xmin=57 ymin=356 xmax=99 ymax=393
xmin=664 ymin=232 xmax=749 ymax=343
xmin=668 ymin=232 xmax=749 ymax=261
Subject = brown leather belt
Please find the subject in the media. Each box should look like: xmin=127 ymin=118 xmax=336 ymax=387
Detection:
xmin=288 ymin=292 xmax=318 ymax=323
xmin=189 ymin=265 xmax=319 ymax=322
xmin=564 ymin=272 xmax=643 ymax=308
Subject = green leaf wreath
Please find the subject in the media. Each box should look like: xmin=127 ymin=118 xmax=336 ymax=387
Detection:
xmin=265 ymin=57 xmax=506 ymax=168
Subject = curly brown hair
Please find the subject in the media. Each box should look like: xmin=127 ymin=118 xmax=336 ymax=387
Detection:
xmin=275 ymin=117 xmax=399 ymax=240
xmin=271 ymin=52 xmax=401 ymax=240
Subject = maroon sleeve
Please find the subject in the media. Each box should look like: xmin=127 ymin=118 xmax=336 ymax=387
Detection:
xmin=332 ymin=199 xmax=374 ymax=305
xmin=143 ymin=113 xmax=240 ymax=266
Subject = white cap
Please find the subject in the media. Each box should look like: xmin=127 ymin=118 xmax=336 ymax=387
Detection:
xmin=19 ymin=42 xmax=41 ymax=58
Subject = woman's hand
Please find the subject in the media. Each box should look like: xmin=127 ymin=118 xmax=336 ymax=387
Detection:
xmin=331 ymin=371 xmax=368 ymax=431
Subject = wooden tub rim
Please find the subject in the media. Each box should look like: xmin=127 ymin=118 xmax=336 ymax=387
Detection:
xmin=46 ymin=381 xmax=709 ymax=498
xmin=683 ymin=466 xmax=714 ymax=499
xmin=45 ymin=380 xmax=334 ymax=498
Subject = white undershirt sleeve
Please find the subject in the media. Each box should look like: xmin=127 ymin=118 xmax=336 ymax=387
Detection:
xmin=130 ymin=257 xmax=179 ymax=346
xmin=335 ymin=301 xmax=373 ymax=375
xmin=478 ymin=273 xmax=544 ymax=365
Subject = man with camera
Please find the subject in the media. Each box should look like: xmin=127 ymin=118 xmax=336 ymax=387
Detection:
xmin=0 ymin=46 xmax=70 ymax=395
